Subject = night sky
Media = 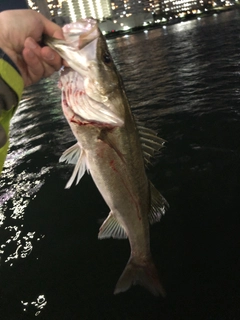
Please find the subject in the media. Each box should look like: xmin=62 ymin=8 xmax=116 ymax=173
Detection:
xmin=0 ymin=0 xmax=28 ymax=11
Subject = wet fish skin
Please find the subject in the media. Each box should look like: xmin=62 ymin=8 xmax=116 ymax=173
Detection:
xmin=45 ymin=19 xmax=168 ymax=296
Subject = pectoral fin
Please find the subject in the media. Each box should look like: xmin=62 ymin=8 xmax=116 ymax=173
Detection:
xmin=60 ymin=143 xmax=80 ymax=165
xmin=60 ymin=143 xmax=88 ymax=188
xmin=98 ymin=212 xmax=128 ymax=239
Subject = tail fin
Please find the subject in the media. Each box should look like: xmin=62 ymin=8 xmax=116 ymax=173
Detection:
xmin=114 ymin=257 xmax=166 ymax=297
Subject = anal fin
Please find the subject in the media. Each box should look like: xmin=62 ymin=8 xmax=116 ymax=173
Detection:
xmin=98 ymin=212 xmax=128 ymax=239
xmin=149 ymin=182 xmax=169 ymax=224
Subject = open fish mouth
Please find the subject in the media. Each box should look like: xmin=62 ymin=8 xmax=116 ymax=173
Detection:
xmin=45 ymin=18 xmax=124 ymax=127
xmin=62 ymin=19 xmax=99 ymax=48
xmin=44 ymin=18 xmax=99 ymax=72
xmin=44 ymin=19 xmax=99 ymax=51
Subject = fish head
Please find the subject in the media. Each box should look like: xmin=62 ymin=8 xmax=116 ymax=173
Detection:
xmin=44 ymin=18 xmax=124 ymax=127
xmin=45 ymin=19 xmax=121 ymax=97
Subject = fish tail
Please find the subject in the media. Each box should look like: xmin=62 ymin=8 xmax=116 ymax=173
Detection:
xmin=114 ymin=257 xmax=166 ymax=297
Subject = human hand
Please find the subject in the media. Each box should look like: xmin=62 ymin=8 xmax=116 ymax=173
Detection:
xmin=0 ymin=9 xmax=64 ymax=87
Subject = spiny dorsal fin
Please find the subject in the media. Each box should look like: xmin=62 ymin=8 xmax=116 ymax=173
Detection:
xmin=59 ymin=143 xmax=88 ymax=189
xmin=148 ymin=182 xmax=169 ymax=224
xmin=137 ymin=123 xmax=166 ymax=166
xmin=98 ymin=212 xmax=128 ymax=239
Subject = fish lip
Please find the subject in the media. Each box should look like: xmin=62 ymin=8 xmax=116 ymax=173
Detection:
xmin=62 ymin=19 xmax=99 ymax=46
xmin=62 ymin=19 xmax=98 ymax=35
xmin=43 ymin=20 xmax=100 ymax=75
xmin=45 ymin=19 xmax=99 ymax=52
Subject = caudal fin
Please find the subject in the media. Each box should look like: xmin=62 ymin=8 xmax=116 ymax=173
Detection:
xmin=114 ymin=257 xmax=166 ymax=297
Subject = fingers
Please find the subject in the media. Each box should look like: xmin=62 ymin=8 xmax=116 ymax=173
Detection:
xmin=24 ymin=37 xmax=41 ymax=54
xmin=22 ymin=47 xmax=46 ymax=86
xmin=23 ymin=38 xmax=45 ymax=84
xmin=22 ymin=50 xmax=55 ymax=87
xmin=41 ymin=46 xmax=62 ymax=71
xmin=22 ymin=37 xmax=63 ymax=86
xmin=24 ymin=37 xmax=62 ymax=70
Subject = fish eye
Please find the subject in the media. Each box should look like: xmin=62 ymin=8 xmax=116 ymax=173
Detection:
xmin=103 ymin=52 xmax=111 ymax=64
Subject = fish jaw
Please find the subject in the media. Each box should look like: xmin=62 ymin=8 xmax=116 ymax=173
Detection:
xmin=45 ymin=18 xmax=124 ymax=99
xmin=45 ymin=18 xmax=125 ymax=127
xmin=62 ymin=19 xmax=98 ymax=46
xmin=45 ymin=19 xmax=99 ymax=76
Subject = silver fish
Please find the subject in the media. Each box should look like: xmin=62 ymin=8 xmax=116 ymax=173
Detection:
xmin=45 ymin=18 xmax=169 ymax=296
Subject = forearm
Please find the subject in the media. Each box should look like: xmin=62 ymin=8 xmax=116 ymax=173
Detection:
xmin=0 ymin=50 xmax=24 ymax=172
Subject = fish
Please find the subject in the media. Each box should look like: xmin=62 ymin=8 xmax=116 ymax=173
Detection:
xmin=44 ymin=18 xmax=169 ymax=296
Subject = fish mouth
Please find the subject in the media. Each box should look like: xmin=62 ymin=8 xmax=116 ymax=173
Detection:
xmin=62 ymin=19 xmax=98 ymax=48
xmin=46 ymin=19 xmax=124 ymax=128
xmin=43 ymin=18 xmax=100 ymax=78
xmin=44 ymin=18 xmax=99 ymax=58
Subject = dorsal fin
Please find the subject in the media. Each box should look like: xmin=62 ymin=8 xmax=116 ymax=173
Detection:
xmin=148 ymin=182 xmax=169 ymax=224
xmin=137 ymin=123 xmax=166 ymax=166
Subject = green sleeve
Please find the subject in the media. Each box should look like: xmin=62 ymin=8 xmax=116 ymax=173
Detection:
xmin=0 ymin=59 xmax=24 ymax=173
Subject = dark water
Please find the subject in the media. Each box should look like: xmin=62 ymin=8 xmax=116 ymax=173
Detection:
xmin=1 ymin=9 xmax=240 ymax=320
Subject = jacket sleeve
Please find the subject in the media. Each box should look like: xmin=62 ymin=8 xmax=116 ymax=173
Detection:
xmin=0 ymin=55 xmax=24 ymax=173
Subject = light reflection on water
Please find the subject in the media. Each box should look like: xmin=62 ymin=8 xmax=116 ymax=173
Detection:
xmin=0 ymin=166 xmax=48 ymax=265
xmin=0 ymin=77 xmax=60 ymax=268
xmin=1 ymin=229 xmax=37 ymax=264
xmin=0 ymin=80 xmax=54 ymax=317
xmin=0 ymin=208 xmax=5 ymax=226
xmin=21 ymin=294 xmax=47 ymax=317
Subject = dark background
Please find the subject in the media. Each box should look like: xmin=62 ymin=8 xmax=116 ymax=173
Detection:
xmin=0 ymin=0 xmax=27 ymax=11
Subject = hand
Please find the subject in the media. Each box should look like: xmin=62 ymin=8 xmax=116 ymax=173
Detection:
xmin=0 ymin=9 xmax=64 ymax=87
